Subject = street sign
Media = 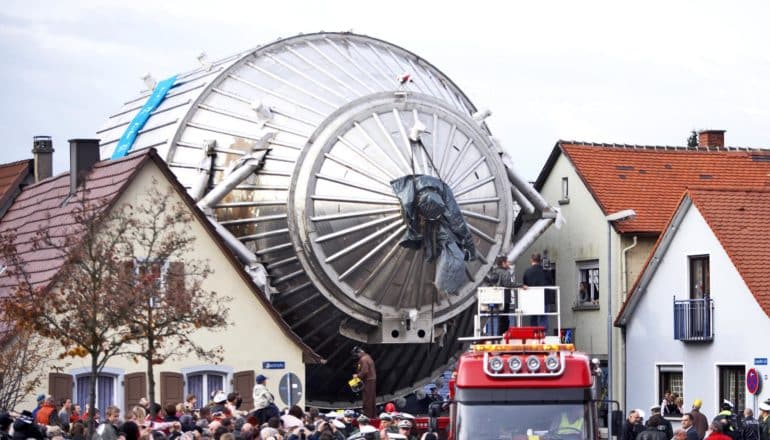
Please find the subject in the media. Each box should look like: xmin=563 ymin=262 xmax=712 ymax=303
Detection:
xmin=746 ymin=368 xmax=761 ymax=395
xmin=263 ymin=361 xmax=286 ymax=369
xmin=755 ymin=358 xmax=768 ymax=366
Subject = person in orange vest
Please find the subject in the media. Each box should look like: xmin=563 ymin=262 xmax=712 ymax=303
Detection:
xmin=35 ymin=396 xmax=59 ymax=426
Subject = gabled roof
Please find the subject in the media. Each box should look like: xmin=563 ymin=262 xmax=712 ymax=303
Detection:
xmin=0 ymin=149 xmax=322 ymax=362
xmin=616 ymin=187 xmax=770 ymax=325
xmin=537 ymin=141 xmax=770 ymax=234
xmin=0 ymin=160 xmax=32 ymax=219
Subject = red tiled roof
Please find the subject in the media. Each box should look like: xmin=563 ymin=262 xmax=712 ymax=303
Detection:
xmin=559 ymin=142 xmax=770 ymax=233
xmin=688 ymin=188 xmax=770 ymax=318
xmin=0 ymin=153 xmax=149 ymax=293
xmin=0 ymin=160 xmax=32 ymax=217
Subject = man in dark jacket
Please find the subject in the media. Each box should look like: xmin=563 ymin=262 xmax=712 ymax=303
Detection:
xmin=521 ymin=253 xmax=551 ymax=329
xmin=650 ymin=406 xmax=673 ymax=439
xmin=682 ymin=413 xmax=700 ymax=440
xmin=622 ymin=410 xmax=644 ymax=440
xmin=742 ymin=408 xmax=761 ymax=440
xmin=637 ymin=415 xmax=669 ymax=440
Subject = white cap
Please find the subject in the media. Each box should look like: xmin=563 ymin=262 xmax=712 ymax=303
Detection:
xmin=388 ymin=435 xmax=407 ymax=440
xmin=360 ymin=425 xmax=378 ymax=434
xmin=331 ymin=419 xmax=345 ymax=429
xmin=212 ymin=392 xmax=227 ymax=404
xmin=281 ymin=414 xmax=302 ymax=429
xmin=759 ymin=402 xmax=770 ymax=412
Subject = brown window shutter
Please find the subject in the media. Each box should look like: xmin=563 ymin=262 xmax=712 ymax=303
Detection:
xmin=233 ymin=370 xmax=255 ymax=409
xmin=124 ymin=372 xmax=147 ymax=410
xmin=167 ymin=262 xmax=185 ymax=293
xmin=160 ymin=372 xmax=184 ymax=408
xmin=48 ymin=373 xmax=73 ymax=402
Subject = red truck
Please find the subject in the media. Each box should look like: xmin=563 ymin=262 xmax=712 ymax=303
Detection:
xmin=425 ymin=327 xmax=603 ymax=440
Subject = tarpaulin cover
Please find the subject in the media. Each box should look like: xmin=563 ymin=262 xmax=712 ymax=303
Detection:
xmin=391 ymin=175 xmax=476 ymax=295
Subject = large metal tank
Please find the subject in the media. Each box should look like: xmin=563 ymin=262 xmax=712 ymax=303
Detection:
xmin=98 ymin=32 xmax=531 ymax=406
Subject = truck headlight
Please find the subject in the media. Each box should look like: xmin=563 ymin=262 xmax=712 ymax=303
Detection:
xmin=508 ymin=356 xmax=522 ymax=372
xmin=545 ymin=353 xmax=560 ymax=372
xmin=489 ymin=355 xmax=504 ymax=373
xmin=526 ymin=355 xmax=541 ymax=372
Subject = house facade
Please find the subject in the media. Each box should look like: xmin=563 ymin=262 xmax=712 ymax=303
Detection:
xmin=616 ymin=188 xmax=770 ymax=419
xmin=516 ymin=131 xmax=770 ymax=408
xmin=0 ymin=144 xmax=320 ymax=413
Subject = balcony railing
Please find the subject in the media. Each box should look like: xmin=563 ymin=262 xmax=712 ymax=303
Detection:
xmin=673 ymin=297 xmax=714 ymax=342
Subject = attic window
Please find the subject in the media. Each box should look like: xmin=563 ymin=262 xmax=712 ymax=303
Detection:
xmin=699 ymin=174 xmax=713 ymax=180
xmin=559 ymin=177 xmax=569 ymax=205
xmin=615 ymin=165 xmax=634 ymax=171
xmin=664 ymin=164 xmax=672 ymax=169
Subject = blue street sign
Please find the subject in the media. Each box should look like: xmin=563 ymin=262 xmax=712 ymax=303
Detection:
xmin=263 ymin=361 xmax=286 ymax=369
xmin=755 ymin=358 xmax=768 ymax=366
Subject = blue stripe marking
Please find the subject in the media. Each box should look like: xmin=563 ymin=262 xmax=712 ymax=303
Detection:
xmin=111 ymin=74 xmax=178 ymax=159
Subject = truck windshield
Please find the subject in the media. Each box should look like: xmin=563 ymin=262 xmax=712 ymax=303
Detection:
xmin=456 ymin=402 xmax=590 ymax=440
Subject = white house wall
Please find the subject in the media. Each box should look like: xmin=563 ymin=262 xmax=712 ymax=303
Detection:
xmin=21 ymin=162 xmax=307 ymax=412
xmin=516 ymin=154 xmax=612 ymax=356
xmin=625 ymin=202 xmax=770 ymax=418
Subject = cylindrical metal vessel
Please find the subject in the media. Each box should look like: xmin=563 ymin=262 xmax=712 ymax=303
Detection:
xmin=99 ymin=32 xmax=514 ymax=406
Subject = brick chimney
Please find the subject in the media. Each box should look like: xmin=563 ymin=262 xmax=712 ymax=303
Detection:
xmin=32 ymin=135 xmax=54 ymax=183
xmin=697 ymin=130 xmax=725 ymax=149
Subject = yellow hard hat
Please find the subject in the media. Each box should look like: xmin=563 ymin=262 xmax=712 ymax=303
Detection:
xmin=693 ymin=399 xmax=702 ymax=409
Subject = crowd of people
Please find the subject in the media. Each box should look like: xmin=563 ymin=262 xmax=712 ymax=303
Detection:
xmin=0 ymin=377 xmax=441 ymax=440
xmin=621 ymin=399 xmax=770 ymax=440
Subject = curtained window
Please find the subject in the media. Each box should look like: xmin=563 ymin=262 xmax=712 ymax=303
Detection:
xmin=186 ymin=372 xmax=226 ymax=408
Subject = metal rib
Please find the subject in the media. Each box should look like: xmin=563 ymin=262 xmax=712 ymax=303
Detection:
xmin=392 ymin=109 xmax=419 ymax=174
xmin=449 ymin=157 xmax=486 ymax=188
xmin=245 ymin=61 xmax=340 ymax=109
xmin=395 ymin=249 xmax=422 ymax=310
xmin=356 ymin=240 xmax=402 ymax=295
xmin=281 ymin=291 xmax=323 ymax=316
xmin=310 ymin=195 xmax=399 ymax=205
xmin=437 ymin=124 xmax=457 ymax=173
xmin=453 ymin=175 xmax=496 ymax=198
xmin=186 ymin=121 xmax=261 ymax=142
xmin=460 ymin=210 xmax=500 ymax=223
xmin=325 ymin=37 xmax=389 ymax=93
xmin=265 ymin=53 xmax=348 ymax=100
xmin=323 ymin=153 xmax=392 ymax=187
xmin=314 ymin=173 xmax=396 ymax=199
xmin=338 ymin=224 xmax=406 ymax=281
xmin=273 ymin=269 xmax=305 ymax=285
xmin=367 ymin=43 xmax=401 ymax=87
xmin=308 ymin=40 xmax=377 ymax=95
xmin=286 ymin=46 xmax=364 ymax=97
xmin=238 ymin=228 xmax=289 ymax=241
xmin=227 ymin=73 xmax=326 ymax=117
xmin=100 ymin=119 xmax=178 ymax=147
xmin=455 ymin=196 xmax=500 ymax=205
xmin=347 ymin=41 xmax=392 ymax=89
xmin=218 ymin=214 xmax=287 ymax=225
xmin=444 ymin=138 xmax=473 ymax=182
xmin=97 ymin=99 xmax=191 ymax=133
xmin=275 ymin=281 xmax=313 ymax=298
xmin=255 ymin=242 xmax=294 ymax=256
xmin=211 ymin=87 xmax=319 ymax=127
xmin=265 ymin=256 xmax=299 ymax=270
xmin=310 ymin=207 xmax=400 ymax=222
xmin=374 ymin=247 xmax=407 ymax=305
xmin=467 ymin=223 xmax=496 ymax=244
xmin=354 ymin=120 xmax=411 ymax=176
xmin=291 ymin=303 xmax=331 ymax=329
xmin=408 ymin=58 xmax=442 ymax=99
xmin=197 ymin=103 xmax=311 ymax=138
xmin=315 ymin=214 xmax=401 ymax=244
xmin=371 ymin=114 xmax=412 ymax=173
xmin=336 ymin=134 xmax=398 ymax=180
xmin=324 ymin=221 xmax=402 ymax=263
xmin=302 ymin=311 xmax=341 ymax=340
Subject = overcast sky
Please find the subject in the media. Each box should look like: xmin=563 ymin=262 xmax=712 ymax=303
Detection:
xmin=2 ymin=1 xmax=770 ymax=180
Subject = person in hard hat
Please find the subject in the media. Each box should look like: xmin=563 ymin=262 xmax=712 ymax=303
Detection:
xmin=551 ymin=406 xmax=585 ymax=437
xmin=691 ymin=399 xmax=709 ymax=440
xmin=352 ymin=346 xmax=377 ymax=418
xmin=715 ymin=400 xmax=738 ymax=439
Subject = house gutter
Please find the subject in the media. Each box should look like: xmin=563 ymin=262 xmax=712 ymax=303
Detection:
xmin=621 ymin=236 xmax=638 ymax=301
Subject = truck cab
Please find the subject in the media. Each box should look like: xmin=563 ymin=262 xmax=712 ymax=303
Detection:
xmin=442 ymin=286 xmax=603 ymax=440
